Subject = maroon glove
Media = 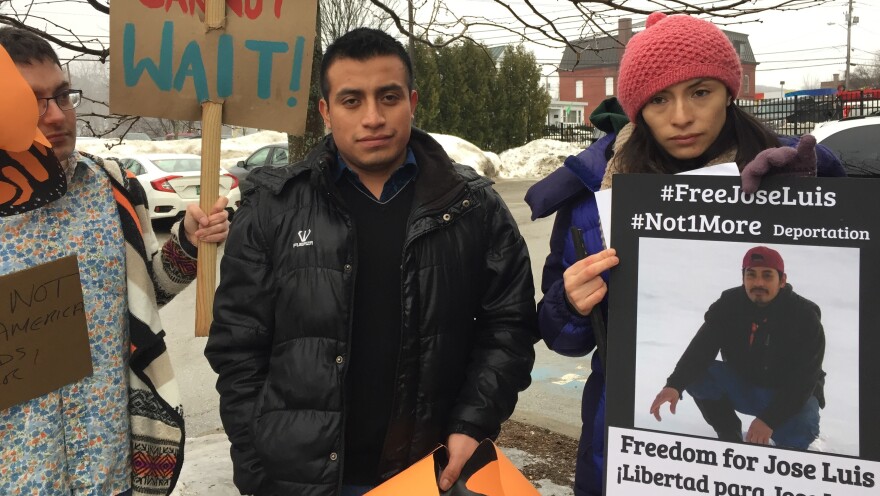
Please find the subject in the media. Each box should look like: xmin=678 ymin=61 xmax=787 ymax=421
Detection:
xmin=740 ymin=135 xmax=817 ymax=194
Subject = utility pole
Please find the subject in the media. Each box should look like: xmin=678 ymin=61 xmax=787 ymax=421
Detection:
xmin=408 ymin=0 xmax=415 ymax=61
xmin=845 ymin=0 xmax=854 ymax=90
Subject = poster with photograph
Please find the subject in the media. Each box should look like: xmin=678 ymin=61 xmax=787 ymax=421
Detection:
xmin=605 ymin=174 xmax=880 ymax=496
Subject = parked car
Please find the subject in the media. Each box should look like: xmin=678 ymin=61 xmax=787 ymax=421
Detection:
xmin=165 ymin=132 xmax=201 ymax=140
xmin=226 ymin=142 xmax=290 ymax=193
xmin=812 ymin=115 xmax=880 ymax=178
xmin=841 ymin=103 xmax=880 ymax=119
xmin=124 ymin=132 xmax=153 ymax=141
xmin=117 ymin=153 xmax=242 ymax=222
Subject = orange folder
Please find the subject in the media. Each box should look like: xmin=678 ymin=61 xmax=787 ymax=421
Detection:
xmin=366 ymin=439 xmax=541 ymax=496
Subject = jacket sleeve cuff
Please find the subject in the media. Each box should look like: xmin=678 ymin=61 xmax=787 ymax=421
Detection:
xmin=665 ymin=382 xmax=686 ymax=398
xmin=759 ymin=404 xmax=794 ymax=430
xmin=446 ymin=419 xmax=496 ymax=443
xmin=546 ymin=280 xmax=590 ymax=326
xmin=538 ymin=280 xmax=593 ymax=356
xmin=174 ymin=218 xmax=199 ymax=259
xmin=563 ymin=292 xmax=588 ymax=317
xmin=759 ymin=413 xmax=782 ymax=431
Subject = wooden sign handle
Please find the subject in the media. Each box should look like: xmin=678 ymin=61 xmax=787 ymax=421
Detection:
xmin=195 ymin=0 xmax=226 ymax=337
xmin=195 ymin=101 xmax=222 ymax=337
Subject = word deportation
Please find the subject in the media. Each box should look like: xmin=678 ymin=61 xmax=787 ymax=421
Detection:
xmin=617 ymin=435 xmax=874 ymax=494
xmin=629 ymin=213 xmax=869 ymax=241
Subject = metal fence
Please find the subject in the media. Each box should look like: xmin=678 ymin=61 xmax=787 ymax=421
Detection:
xmin=538 ymin=90 xmax=879 ymax=146
xmin=537 ymin=123 xmax=603 ymax=147
xmin=737 ymin=90 xmax=880 ymax=136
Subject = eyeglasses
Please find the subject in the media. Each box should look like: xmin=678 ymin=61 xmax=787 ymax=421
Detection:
xmin=36 ymin=89 xmax=82 ymax=116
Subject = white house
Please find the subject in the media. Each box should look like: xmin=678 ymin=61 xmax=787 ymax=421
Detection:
xmin=547 ymin=100 xmax=587 ymax=125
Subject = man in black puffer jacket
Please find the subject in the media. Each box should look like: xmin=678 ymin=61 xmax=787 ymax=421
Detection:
xmin=205 ymin=28 xmax=538 ymax=496
xmin=650 ymin=246 xmax=825 ymax=450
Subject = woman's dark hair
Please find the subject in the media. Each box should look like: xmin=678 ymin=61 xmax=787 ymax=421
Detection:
xmin=615 ymin=103 xmax=780 ymax=174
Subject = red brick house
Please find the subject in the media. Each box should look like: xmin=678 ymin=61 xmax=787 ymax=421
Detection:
xmin=558 ymin=18 xmax=758 ymax=122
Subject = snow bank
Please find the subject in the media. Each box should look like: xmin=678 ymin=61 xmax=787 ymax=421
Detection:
xmin=497 ymin=139 xmax=585 ymax=179
xmin=429 ymin=133 xmax=498 ymax=177
xmin=76 ymin=131 xmax=288 ymax=169
xmin=76 ymin=130 xmax=582 ymax=180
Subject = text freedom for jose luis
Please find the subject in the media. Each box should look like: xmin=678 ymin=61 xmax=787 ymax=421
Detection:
xmin=616 ymin=434 xmax=874 ymax=495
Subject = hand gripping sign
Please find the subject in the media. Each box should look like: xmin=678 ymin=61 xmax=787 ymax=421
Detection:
xmin=366 ymin=439 xmax=540 ymax=496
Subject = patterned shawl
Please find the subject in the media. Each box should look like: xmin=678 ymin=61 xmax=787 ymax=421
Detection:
xmin=84 ymin=152 xmax=195 ymax=496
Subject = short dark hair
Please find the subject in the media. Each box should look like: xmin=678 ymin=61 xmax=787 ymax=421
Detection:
xmin=320 ymin=28 xmax=413 ymax=100
xmin=0 ymin=27 xmax=62 ymax=67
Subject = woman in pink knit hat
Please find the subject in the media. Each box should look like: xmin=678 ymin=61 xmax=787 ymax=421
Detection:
xmin=604 ymin=11 xmax=844 ymax=189
xmin=525 ymin=12 xmax=845 ymax=496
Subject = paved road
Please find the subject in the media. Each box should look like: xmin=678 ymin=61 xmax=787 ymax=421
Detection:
xmin=158 ymin=177 xmax=589 ymax=440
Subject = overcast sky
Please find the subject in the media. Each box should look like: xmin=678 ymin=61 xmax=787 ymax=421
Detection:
xmin=434 ymin=0 xmax=879 ymax=95
xmin=6 ymin=0 xmax=878 ymax=96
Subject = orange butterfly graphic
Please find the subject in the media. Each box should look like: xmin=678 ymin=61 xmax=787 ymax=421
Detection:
xmin=0 ymin=44 xmax=67 ymax=216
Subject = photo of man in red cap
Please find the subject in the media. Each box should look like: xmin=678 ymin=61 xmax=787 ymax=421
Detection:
xmin=649 ymin=246 xmax=826 ymax=449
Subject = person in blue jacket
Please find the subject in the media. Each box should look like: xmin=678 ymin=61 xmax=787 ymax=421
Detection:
xmin=525 ymin=12 xmax=845 ymax=496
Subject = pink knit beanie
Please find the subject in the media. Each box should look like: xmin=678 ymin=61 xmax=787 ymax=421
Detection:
xmin=617 ymin=12 xmax=742 ymax=122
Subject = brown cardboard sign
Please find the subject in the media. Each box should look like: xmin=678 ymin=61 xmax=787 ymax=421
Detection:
xmin=109 ymin=0 xmax=318 ymax=135
xmin=0 ymin=255 xmax=92 ymax=411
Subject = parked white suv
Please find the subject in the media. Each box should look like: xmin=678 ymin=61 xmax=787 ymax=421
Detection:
xmin=812 ymin=115 xmax=880 ymax=178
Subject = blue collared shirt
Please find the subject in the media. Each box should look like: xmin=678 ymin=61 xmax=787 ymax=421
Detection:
xmin=0 ymin=152 xmax=130 ymax=495
xmin=334 ymin=149 xmax=418 ymax=203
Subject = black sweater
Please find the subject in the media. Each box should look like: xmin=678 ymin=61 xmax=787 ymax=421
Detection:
xmin=337 ymin=176 xmax=416 ymax=485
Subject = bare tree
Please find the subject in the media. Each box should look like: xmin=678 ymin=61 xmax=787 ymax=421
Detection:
xmin=801 ymin=74 xmax=821 ymax=91
xmin=0 ymin=0 xmax=110 ymax=61
xmin=1 ymin=0 xmax=837 ymax=145
xmin=849 ymin=50 xmax=880 ymax=89
xmin=69 ymin=60 xmax=109 ymax=135
xmin=368 ymin=0 xmax=833 ymax=56
xmin=321 ymin=0 xmax=399 ymax=48
xmin=289 ymin=2 xmax=327 ymax=161
xmin=3 ymin=0 xmax=833 ymax=63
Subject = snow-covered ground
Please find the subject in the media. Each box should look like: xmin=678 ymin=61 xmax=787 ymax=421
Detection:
xmin=498 ymin=139 xmax=585 ymax=178
xmin=76 ymin=130 xmax=584 ymax=179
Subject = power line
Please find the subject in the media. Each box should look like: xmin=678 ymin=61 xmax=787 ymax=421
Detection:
xmin=754 ymin=45 xmax=846 ymax=56
xmin=757 ymin=62 xmax=854 ymax=72
xmin=760 ymin=57 xmax=850 ymax=63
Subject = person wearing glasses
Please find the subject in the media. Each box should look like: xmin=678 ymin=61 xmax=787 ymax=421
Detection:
xmin=0 ymin=27 xmax=229 ymax=496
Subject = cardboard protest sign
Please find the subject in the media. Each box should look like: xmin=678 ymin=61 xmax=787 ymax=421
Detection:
xmin=367 ymin=439 xmax=540 ymax=496
xmin=0 ymin=44 xmax=66 ymax=217
xmin=109 ymin=0 xmax=318 ymax=135
xmin=0 ymin=256 xmax=93 ymax=411
xmin=604 ymin=174 xmax=880 ymax=495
